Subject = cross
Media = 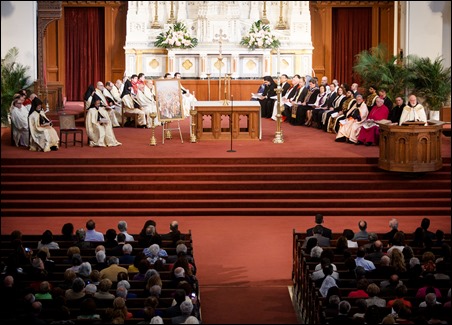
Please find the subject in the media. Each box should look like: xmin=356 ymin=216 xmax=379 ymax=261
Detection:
xmin=214 ymin=29 xmax=227 ymax=59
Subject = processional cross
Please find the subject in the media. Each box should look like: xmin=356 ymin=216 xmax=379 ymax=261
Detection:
xmin=214 ymin=29 xmax=227 ymax=59
xmin=214 ymin=29 xmax=228 ymax=103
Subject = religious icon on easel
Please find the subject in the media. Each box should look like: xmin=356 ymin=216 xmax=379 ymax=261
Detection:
xmin=154 ymin=79 xmax=185 ymax=121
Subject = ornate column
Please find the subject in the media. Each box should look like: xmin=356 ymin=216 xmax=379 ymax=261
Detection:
xmin=199 ymin=52 xmax=207 ymax=79
xmin=231 ymin=53 xmax=240 ymax=79
xmin=37 ymin=1 xmax=62 ymax=96
xmin=167 ymin=50 xmax=176 ymax=75
xmin=263 ymin=50 xmax=271 ymax=76
xmin=135 ymin=50 xmax=144 ymax=74
xmin=176 ymin=1 xmax=187 ymax=20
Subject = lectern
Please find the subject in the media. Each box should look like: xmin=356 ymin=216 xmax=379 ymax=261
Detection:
xmin=378 ymin=121 xmax=445 ymax=172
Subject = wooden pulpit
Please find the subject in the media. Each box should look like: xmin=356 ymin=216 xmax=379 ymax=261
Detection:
xmin=378 ymin=121 xmax=445 ymax=172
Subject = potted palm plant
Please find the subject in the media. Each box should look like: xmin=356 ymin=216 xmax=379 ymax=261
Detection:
xmin=1 ymin=47 xmax=32 ymax=127
xmin=353 ymin=44 xmax=412 ymax=101
xmin=408 ymin=56 xmax=451 ymax=121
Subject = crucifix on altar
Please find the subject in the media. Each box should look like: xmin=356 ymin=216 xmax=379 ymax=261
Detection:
xmin=214 ymin=29 xmax=229 ymax=105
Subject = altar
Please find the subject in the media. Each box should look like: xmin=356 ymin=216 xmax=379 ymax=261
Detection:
xmin=124 ymin=1 xmax=313 ymax=79
xmin=193 ymin=101 xmax=261 ymax=140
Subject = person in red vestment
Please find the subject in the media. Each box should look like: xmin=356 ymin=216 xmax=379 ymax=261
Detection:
xmin=130 ymin=74 xmax=139 ymax=95
xmin=357 ymin=97 xmax=389 ymax=146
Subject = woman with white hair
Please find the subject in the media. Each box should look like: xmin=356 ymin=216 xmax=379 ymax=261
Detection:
xmin=150 ymin=316 xmax=164 ymax=324
xmin=144 ymin=244 xmax=167 ymax=264
xmin=319 ymin=265 xmax=338 ymax=298
xmin=78 ymin=262 xmax=92 ymax=283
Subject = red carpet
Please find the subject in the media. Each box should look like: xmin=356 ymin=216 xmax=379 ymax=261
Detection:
xmin=1 ymin=102 xmax=451 ymax=324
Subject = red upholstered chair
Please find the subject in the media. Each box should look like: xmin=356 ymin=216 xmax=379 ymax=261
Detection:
xmin=59 ymin=113 xmax=83 ymax=147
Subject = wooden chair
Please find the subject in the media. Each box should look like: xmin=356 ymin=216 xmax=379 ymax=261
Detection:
xmin=59 ymin=113 xmax=83 ymax=147
xmin=121 ymin=102 xmax=139 ymax=128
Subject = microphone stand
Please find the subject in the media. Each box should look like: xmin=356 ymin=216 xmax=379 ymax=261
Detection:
xmin=227 ymin=95 xmax=236 ymax=152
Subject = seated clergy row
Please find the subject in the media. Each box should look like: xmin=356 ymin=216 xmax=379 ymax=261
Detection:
xmin=84 ymin=73 xmax=197 ymax=131
xmin=11 ymin=96 xmax=60 ymax=152
xmin=335 ymin=93 xmax=428 ymax=146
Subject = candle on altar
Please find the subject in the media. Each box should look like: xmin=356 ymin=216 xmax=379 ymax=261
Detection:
xmin=277 ymin=48 xmax=281 ymax=75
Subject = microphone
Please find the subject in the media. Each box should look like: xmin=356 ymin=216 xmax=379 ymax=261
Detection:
xmin=227 ymin=95 xmax=236 ymax=152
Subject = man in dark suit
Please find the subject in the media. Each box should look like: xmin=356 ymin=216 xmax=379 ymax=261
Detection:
xmin=420 ymin=217 xmax=436 ymax=241
xmin=279 ymin=74 xmax=291 ymax=96
xmin=313 ymin=83 xmax=337 ymax=129
xmin=306 ymin=214 xmax=332 ymax=239
xmin=302 ymin=225 xmax=331 ymax=248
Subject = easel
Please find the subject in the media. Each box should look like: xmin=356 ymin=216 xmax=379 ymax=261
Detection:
xmin=162 ymin=120 xmax=183 ymax=144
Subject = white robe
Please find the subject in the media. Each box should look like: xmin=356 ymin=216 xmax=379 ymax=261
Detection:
xmin=121 ymin=94 xmax=146 ymax=126
xmin=95 ymin=88 xmax=120 ymax=127
xmin=110 ymin=85 xmax=122 ymax=103
xmin=28 ymin=110 xmax=59 ymax=152
xmin=136 ymin=88 xmax=160 ymax=127
xmin=181 ymin=85 xmax=197 ymax=118
xmin=399 ymin=103 xmax=428 ymax=125
xmin=10 ymin=105 xmax=30 ymax=147
xmin=103 ymin=88 xmax=122 ymax=123
xmin=85 ymin=106 xmax=122 ymax=147
xmin=336 ymin=102 xmax=369 ymax=143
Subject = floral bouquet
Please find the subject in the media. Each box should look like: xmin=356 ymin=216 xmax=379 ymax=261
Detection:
xmin=240 ymin=20 xmax=280 ymax=50
xmin=154 ymin=22 xmax=198 ymax=49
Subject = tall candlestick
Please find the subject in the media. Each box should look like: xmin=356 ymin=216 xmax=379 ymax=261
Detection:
xmin=224 ymin=72 xmax=227 ymax=102
xmin=277 ymin=48 xmax=281 ymax=75
xmin=151 ymin=1 xmax=161 ymax=29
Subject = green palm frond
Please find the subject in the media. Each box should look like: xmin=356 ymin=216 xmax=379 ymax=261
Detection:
xmin=353 ymin=44 xmax=411 ymax=100
xmin=407 ymin=56 xmax=451 ymax=111
xmin=1 ymin=47 xmax=32 ymax=126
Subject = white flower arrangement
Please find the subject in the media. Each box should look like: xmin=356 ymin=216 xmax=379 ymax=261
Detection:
xmin=240 ymin=20 xmax=280 ymax=50
xmin=154 ymin=22 xmax=198 ymax=49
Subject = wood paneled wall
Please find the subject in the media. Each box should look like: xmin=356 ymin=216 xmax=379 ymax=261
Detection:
xmin=310 ymin=1 xmax=395 ymax=82
xmin=176 ymin=79 xmax=263 ymax=102
xmin=43 ymin=1 xmax=127 ymax=110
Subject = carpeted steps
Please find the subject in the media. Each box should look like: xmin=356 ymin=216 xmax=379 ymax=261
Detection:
xmin=4 ymin=198 xmax=450 ymax=209
xmin=3 ymin=171 xmax=451 ymax=182
xmin=2 ymin=189 xmax=450 ymax=200
xmin=1 ymin=157 xmax=450 ymax=219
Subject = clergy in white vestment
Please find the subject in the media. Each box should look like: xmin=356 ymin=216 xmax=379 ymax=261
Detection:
xmin=95 ymin=81 xmax=120 ymax=127
xmin=174 ymin=72 xmax=197 ymax=118
xmin=85 ymin=93 xmax=122 ymax=147
xmin=120 ymin=79 xmax=147 ymax=127
xmin=10 ymin=98 xmax=30 ymax=147
xmin=136 ymin=82 xmax=160 ymax=127
xmin=84 ymin=84 xmax=96 ymax=110
xmin=399 ymin=94 xmax=428 ymax=125
xmin=336 ymin=95 xmax=369 ymax=144
xmin=109 ymin=81 xmax=122 ymax=103
xmin=104 ymin=81 xmax=122 ymax=123
xmin=28 ymin=97 xmax=60 ymax=152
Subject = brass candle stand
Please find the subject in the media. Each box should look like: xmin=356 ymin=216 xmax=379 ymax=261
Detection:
xmin=223 ymin=72 xmax=230 ymax=106
xmin=190 ymin=108 xmax=197 ymax=143
xmin=218 ymin=57 xmax=223 ymax=101
xmin=206 ymin=73 xmax=211 ymax=101
xmin=167 ymin=1 xmax=176 ymax=23
xmin=273 ymin=78 xmax=284 ymax=144
xmin=275 ymin=1 xmax=287 ymax=30
xmin=149 ymin=112 xmax=157 ymax=146
xmin=261 ymin=1 xmax=270 ymax=24
xmin=165 ymin=124 xmax=172 ymax=139
xmin=151 ymin=1 xmax=161 ymax=29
